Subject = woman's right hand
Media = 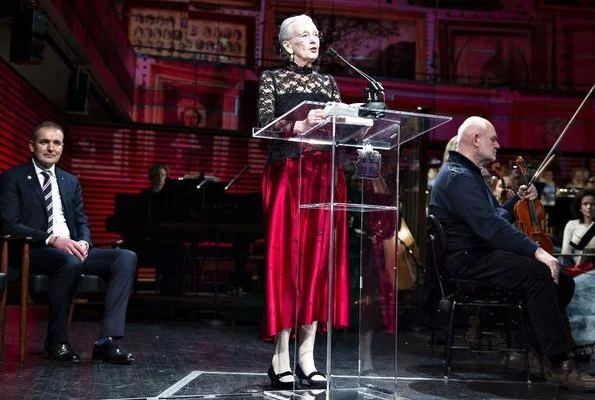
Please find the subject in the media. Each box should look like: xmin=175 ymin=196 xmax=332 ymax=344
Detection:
xmin=295 ymin=108 xmax=326 ymax=132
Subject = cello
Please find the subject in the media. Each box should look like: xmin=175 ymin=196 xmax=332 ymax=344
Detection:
xmin=513 ymin=156 xmax=554 ymax=254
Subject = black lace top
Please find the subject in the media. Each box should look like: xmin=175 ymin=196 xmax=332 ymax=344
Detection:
xmin=257 ymin=62 xmax=341 ymax=163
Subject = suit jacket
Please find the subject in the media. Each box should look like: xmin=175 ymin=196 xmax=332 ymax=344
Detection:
xmin=0 ymin=160 xmax=92 ymax=246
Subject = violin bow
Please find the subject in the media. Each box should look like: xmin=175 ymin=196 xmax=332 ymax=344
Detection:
xmin=531 ymin=154 xmax=555 ymax=184
xmin=529 ymin=83 xmax=595 ymax=186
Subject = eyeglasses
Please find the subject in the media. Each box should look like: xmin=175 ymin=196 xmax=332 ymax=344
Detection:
xmin=291 ymin=32 xmax=322 ymax=41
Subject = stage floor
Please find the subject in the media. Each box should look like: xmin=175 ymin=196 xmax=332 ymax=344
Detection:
xmin=1 ymin=302 xmax=594 ymax=400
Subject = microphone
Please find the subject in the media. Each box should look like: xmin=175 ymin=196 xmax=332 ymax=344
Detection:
xmin=196 ymin=180 xmax=207 ymax=189
xmin=326 ymin=47 xmax=383 ymax=92
xmin=326 ymin=47 xmax=386 ymax=114
xmin=196 ymin=171 xmax=207 ymax=189
xmin=225 ymin=164 xmax=250 ymax=191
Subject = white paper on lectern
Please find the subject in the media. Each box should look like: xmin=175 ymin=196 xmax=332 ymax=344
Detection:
xmin=323 ymin=102 xmax=364 ymax=117
xmin=323 ymin=102 xmax=372 ymax=127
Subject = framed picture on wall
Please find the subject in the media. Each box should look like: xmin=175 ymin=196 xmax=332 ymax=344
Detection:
xmin=438 ymin=21 xmax=547 ymax=89
xmin=126 ymin=4 xmax=254 ymax=65
xmin=263 ymin=4 xmax=426 ymax=81
xmin=126 ymin=4 xmax=185 ymax=57
xmin=186 ymin=12 xmax=255 ymax=65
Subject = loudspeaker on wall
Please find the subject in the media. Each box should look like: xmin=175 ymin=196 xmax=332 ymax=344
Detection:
xmin=66 ymin=70 xmax=89 ymax=115
xmin=10 ymin=8 xmax=46 ymax=64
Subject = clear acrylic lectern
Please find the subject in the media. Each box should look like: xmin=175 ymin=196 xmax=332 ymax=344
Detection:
xmin=253 ymin=101 xmax=451 ymax=399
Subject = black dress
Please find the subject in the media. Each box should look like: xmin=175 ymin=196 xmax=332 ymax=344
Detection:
xmin=256 ymin=62 xmax=350 ymax=338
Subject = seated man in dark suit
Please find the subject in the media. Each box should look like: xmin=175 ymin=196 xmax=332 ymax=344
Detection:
xmin=0 ymin=121 xmax=136 ymax=364
xmin=429 ymin=116 xmax=595 ymax=391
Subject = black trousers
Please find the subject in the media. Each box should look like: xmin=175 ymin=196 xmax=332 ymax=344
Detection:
xmin=29 ymin=247 xmax=137 ymax=344
xmin=446 ymin=249 xmax=574 ymax=361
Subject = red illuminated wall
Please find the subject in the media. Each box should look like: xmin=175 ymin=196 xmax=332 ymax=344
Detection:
xmin=68 ymin=125 xmax=267 ymax=242
xmin=2 ymin=51 xmax=594 ymax=242
xmin=0 ymin=60 xmax=69 ymax=171
xmin=0 ymin=58 xmax=268 ymax=243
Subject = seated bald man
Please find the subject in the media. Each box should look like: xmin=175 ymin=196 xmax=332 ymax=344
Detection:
xmin=429 ymin=116 xmax=595 ymax=391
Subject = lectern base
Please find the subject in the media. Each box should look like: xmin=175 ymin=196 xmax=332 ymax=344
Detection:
xmin=264 ymin=387 xmax=406 ymax=400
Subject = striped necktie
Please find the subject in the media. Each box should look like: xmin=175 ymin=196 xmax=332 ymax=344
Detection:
xmin=41 ymin=171 xmax=53 ymax=234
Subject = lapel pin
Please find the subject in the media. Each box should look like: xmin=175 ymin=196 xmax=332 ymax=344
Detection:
xmin=27 ymin=175 xmax=32 ymax=180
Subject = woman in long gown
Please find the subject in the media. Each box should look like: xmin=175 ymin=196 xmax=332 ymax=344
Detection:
xmin=257 ymin=14 xmax=349 ymax=389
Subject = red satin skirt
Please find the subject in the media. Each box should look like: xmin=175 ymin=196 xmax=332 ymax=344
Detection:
xmin=261 ymin=151 xmax=350 ymax=339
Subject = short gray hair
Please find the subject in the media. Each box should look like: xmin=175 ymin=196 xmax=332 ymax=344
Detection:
xmin=277 ymin=14 xmax=313 ymax=60
xmin=31 ymin=121 xmax=64 ymax=142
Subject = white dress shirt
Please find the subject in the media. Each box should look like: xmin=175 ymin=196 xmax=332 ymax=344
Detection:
xmin=33 ymin=161 xmax=71 ymax=241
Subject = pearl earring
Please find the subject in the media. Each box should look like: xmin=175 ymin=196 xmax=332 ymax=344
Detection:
xmin=290 ymin=53 xmax=294 ymax=62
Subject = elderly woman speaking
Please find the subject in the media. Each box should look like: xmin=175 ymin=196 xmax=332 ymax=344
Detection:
xmin=257 ymin=14 xmax=349 ymax=390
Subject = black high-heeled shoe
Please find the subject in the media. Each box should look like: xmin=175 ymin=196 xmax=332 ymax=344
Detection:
xmin=305 ymin=390 xmax=326 ymax=399
xmin=267 ymin=365 xmax=296 ymax=390
xmin=296 ymin=364 xmax=327 ymax=389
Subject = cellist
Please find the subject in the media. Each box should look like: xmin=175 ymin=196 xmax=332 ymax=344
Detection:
xmin=429 ymin=116 xmax=595 ymax=391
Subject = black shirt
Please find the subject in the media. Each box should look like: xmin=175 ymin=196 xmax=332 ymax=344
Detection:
xmin=429 ymin=150 xmax=538 ymax=259
xmin=257 ymin=62 xmax=341 ymax=163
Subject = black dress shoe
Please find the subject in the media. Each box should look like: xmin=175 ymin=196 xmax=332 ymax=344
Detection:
xmin=296 ymin=364 xmax=326 ymax=389
xmin=45 ymin=341 xmax=80 ymax=363
xmin=92 ymin=338 xmax=134 ymax=364
xmin=267 ymin=365 xmax=296 ymax=390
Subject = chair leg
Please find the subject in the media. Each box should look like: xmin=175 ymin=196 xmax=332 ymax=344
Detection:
xmin=19 ymin=280 xmax=28 ymax=364
xmin=0 ymin=283 xmax=6 ymax=361
xmin=444 ymin=301 xmax=457 ymax=379
xmin=517 ymin=303 xmax=531 ymax=383
xmin=19 ymin=242 xmax=31 ymax=364
xmin=0 ymin=239 xmax=7 ymax=360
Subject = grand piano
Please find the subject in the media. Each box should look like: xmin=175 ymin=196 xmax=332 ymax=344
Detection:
xmin=106 ymin=176 xmax=263 ymax=294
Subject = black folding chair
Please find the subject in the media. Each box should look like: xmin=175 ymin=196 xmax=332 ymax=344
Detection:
xmin=428 ymin=214 xmax=531 ymax=381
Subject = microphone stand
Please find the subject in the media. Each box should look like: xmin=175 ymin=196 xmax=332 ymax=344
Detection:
xmin=225 ymin=164 xmax=250 ymax=191
xmin=195 ymin=171 xmax=207 ymax=189
xmin=327 ymin=47 xmax=387 ymax=115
